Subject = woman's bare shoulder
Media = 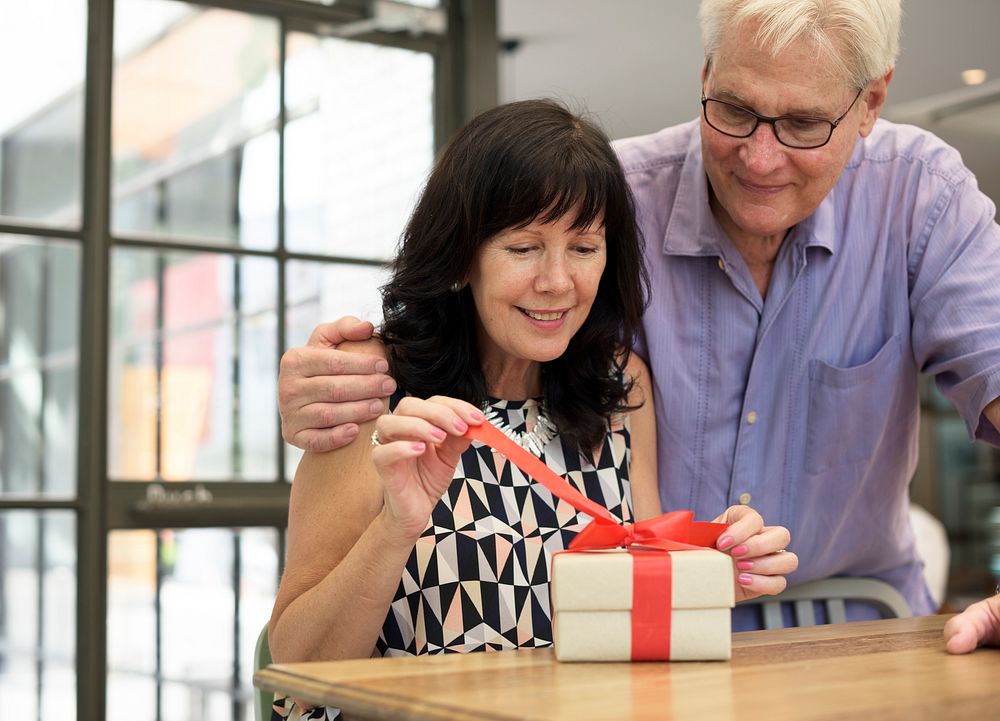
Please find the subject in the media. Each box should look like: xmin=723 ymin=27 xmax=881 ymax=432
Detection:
xmin=623 ymin=351 xmax=650 ymax=382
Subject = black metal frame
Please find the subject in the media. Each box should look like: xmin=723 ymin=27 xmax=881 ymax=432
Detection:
xmin=0 ymin=1 xmax=498 ymax=720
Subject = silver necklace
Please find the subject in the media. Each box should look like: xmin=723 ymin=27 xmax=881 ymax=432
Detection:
xmin=482 ymin=404 xmax=557 ymax=457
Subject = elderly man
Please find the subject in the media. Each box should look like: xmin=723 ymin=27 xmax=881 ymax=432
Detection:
xmin=276 ymin=0 xmax=1000 ymax=630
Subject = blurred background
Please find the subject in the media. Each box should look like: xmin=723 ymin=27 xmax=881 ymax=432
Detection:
xmin=0 ymin=1 xmax=997 ymax=719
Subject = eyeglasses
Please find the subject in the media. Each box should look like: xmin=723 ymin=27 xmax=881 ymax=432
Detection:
xmin=700 ymin=87 xmax=864 ymax=149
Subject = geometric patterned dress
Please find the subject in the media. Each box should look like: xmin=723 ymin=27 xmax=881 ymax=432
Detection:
xmin=272 ymin=396 xmax=633 ymax=720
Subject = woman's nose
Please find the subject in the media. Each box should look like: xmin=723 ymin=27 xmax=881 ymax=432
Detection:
xmin=535 ymin=254 xmax=574 ymax=294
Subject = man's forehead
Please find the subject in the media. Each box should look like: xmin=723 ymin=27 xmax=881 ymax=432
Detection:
xmin=707 ymin=83 xmax=841 ymax=117
xmin=705 ymin=46 xmax=853 ymax=115
xmin=709 ymin=19 xmax=849 ymax=84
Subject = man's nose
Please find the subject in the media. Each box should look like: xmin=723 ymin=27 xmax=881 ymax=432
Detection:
xmin=738 ymin=121 xmax=785 ymax=174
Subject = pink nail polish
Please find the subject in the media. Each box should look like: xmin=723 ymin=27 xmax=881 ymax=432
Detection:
xmin=453 ymin=418 xmax=469 ymax=433
xmin=731 ymin=544 xmax=749 ymax=557
xmin=411 ymin=442 xmax=426 ymax=452
xmin=738 ymin=574 xmax=753 ymax=586
xmin=430 ymin=428 xmax=447 ymax=441
xmin=470 ymin=410 xmax=486 ymax=422
xmin=717 ymin=535 xmax=734 ymax=550
xmin=736 ymin=560 xmax=754 ymax=571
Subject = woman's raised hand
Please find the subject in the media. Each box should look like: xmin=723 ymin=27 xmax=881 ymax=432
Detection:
xmin=712 ymin=505 xmax=798 ymax=602
xmin=371 ymin=396 xmax=485 ymax=543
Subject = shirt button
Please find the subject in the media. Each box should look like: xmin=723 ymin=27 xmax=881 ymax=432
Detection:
xmin=717 ymin=258 xmax=726 ymax=271
xmin=739 ymin=492 xmax=752 ymax=505
xmin=746 ymin=411 xmax=758 ymax=425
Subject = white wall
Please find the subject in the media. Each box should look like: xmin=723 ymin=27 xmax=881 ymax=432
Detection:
xmin=498 ymin=0 xmax=1000 ymax=202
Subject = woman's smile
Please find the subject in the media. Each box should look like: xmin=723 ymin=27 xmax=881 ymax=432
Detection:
xmin=517 ymin=306 xmax=570 ymax=327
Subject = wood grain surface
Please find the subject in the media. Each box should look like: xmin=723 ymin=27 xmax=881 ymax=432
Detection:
xmin=254 ymin=615 xmax=1000 ymax=721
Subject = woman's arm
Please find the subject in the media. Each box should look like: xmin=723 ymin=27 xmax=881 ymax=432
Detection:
xmin=269 ymin=339 xmax=485 ymax=664
xmin=623 ymin=353 xmax=663 ymax=521
xmin=268 ymin=339 xmax=412 ymax=663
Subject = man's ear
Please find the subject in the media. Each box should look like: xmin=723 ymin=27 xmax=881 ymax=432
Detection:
xmin=858 ymin=68 xmax=893 ymax=137
xmin=700 ymin=58 xmax=711 ymax=86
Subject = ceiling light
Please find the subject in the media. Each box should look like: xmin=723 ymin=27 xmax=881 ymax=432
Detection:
xmin=961 ymin=69 xmax=987 ymax=86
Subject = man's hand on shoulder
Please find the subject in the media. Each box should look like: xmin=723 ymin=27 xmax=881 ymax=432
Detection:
xmin=278 ymin=317 xmax=396 ymax=453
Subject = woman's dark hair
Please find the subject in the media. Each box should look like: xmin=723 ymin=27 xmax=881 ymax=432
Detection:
xmin=380 ymin=98 xmax=649 ymax=451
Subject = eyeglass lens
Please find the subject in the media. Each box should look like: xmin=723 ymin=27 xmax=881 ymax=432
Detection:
xmin=704 ymin=100 xmax=833 ymax=148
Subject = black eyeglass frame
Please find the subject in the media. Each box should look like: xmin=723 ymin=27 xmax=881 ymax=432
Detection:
xmin=700 ymin=87 xmax=865 ymax=149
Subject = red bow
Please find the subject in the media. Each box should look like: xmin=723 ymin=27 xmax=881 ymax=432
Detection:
xmin=465 ymin=421 xmax=725 ymax=549
xmin=570 ymin=509 xmax=725 ymax=552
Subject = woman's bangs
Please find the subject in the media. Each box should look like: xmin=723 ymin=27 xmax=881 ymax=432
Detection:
xmin=532 ymin=167 xmax=609 ymax=231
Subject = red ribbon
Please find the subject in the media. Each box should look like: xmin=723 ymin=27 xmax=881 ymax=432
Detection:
xmin=464 ymin=421 xmax=727 ymax=659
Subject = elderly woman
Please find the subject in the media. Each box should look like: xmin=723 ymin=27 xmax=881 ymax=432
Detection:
xmin=268 ymin=99 xmax=796 ymax=718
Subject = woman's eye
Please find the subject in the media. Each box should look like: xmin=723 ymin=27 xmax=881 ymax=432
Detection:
xmin=506 ymin=246 xmax=534 ymax=255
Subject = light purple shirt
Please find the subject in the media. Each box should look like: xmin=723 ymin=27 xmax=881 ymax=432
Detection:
xmin=615 ymin=119 xmax=1000 ymax=629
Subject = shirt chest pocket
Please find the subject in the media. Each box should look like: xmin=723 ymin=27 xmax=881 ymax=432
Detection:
xmin=804 ymin=335 xmax=903 ymax=474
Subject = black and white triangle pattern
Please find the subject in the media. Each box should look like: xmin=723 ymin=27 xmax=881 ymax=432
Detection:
xmin=376 ymin=397 xmax=632 ymax=657
xmin=271 ymin=397 xmax=632 ymax=721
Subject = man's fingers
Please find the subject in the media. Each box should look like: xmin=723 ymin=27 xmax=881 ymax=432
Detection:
xmin=336 ymin=317 xmax=378 ymax=342
xmin=942 ymin=596 xmax=1000 ymax=654
xmin=282 ymin=399 xmax=385 ymax=444
xmin=282 ymin=375 xmax=395 ymax=412
xmin=289 ymin=425 xmax=361 ymax=454
xmin=943 ymin=612 xmax=980 ymax=655
xmin=305 ymin=317 xmax=374 ymax=347
xmin=280 ymin=347 xmax=393 ymax=383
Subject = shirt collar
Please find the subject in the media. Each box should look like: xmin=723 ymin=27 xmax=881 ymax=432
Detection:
xmin=662 ymin=128 xmax=722 ymax=257
xmin=662 ymin=124 xmax=844 ymax=258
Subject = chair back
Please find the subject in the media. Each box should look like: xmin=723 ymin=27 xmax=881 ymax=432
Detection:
xmin=908 ymin=503 xmax=950 ymax=608
xmin=746 ymin=577 xmax=912 ymax=629
xmin=254 ymin=624 xmax=273 ymax=721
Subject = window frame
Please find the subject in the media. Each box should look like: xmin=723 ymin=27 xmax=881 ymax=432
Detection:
xmin=0 ymin=1 xmax=498 ymax=719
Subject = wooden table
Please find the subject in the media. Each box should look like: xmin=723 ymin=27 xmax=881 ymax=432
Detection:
xmin=254 ymin=615 xmax=1000 ymax=720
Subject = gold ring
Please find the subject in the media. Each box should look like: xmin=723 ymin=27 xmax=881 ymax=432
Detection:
xmin=370 ymin=429 xmax=381 ymax=447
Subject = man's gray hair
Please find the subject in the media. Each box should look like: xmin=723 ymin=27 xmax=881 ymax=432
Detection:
xmin=699 ymin=0 xmax=902 ymax=88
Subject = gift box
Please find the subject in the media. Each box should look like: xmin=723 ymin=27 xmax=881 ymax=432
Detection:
xmin=551 ymin=547 xmax=734 ymax=661
xmin=461 ymin=421 xmax=733 ymax=662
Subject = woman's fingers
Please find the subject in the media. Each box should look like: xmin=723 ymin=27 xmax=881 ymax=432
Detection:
xmin=713 ymin=505 xmax=763 ymax=552
xmin=371 ymin=396 xmax=482 ymax=478
xmin=736 ymin=571 xmax=789 ymax=598
xmin=375 ymin=413 xmax=452 ymax=446
xmin=727 ymin=525 xmax=792 ymax=560
xmin=733 ymin=549 xmax=799 ymax=576
xmin=370 ymin=437 xmax=428 ymax=466
xmin=732 ymin=549 xmax=798 ymax=600
xmin=711 ymin=506 xmax=795 ymax=599
xmin=390 ymin=396 xmax=484 ymax=437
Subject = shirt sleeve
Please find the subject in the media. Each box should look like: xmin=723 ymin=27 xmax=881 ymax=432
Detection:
xmin=909 ymin=170 xmax=1000 ymax=445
